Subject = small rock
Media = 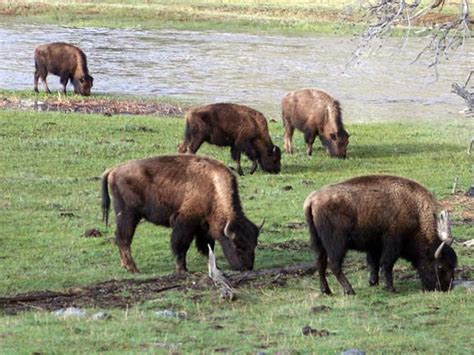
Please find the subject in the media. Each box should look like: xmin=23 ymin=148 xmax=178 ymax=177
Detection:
xmin=452 ymin=280 xmax=474 ymax=291
xmin=91 ymin=311 xmax=111 ymax=320
xmin=302 ymin=326 xmax=330 ymax=337
xmin=219 ymin=287 xmax=236 ymax=301
xmin=341 ymin=349 xmax=366 ymax=355
xmin=155 ymin=309 xmax=187 ymax=320
xmin=53 ymin=307 xmax=86 ymax=318
xmin=84 ymin=228 xmax=103 ymax=238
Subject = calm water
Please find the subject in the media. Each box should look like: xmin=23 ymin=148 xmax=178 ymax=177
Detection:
xmin=0 ymin=20 xmax=472 ymax=122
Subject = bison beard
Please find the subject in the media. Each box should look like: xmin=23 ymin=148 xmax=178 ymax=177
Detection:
xmin=101 ymin=155 xmax=261 ymax=273
xmin=304 ymin=175 xmax=457 ymax=295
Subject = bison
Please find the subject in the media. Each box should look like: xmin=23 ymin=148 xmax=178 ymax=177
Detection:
xmin=178 ymin=103 xmax=281 ymax=176
xmin=281 ymin=88 xmax=349 ymax=158
xmin=304 ymin=175 xmax=457 ymax=295
xmin=34 ymin=42 xmax=94 ymax=96
xmin=101 ymin=154 xmax=263 ymax=273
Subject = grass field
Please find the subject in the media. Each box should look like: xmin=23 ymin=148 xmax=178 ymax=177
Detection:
xmin=0 ymin=94 xmax=473 ymax=352
xmin=0 ymin=0 xmax=462 ymax=34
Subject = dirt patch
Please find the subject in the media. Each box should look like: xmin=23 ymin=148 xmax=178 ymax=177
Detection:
xmin=0 ymin=263 xmax=316 ymax=314
xmin=0 ymin=96 xmax=184 ymax=117
xmin=440 ymin=194 xmax=474 ymax=225
xmin=259 ymin=239 xmax=309 ymax=251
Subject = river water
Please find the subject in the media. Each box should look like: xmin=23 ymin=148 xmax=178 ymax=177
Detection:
xmin=0 ymin=19 xmax=472 ymax=122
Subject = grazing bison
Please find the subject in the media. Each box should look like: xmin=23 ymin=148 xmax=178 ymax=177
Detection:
xmin=281 ymin=88 xmax=349 ymax=157
xmin=34 ymin=42 xmax=94 ymax=96
xmin=101 ymin=155 xmax=263 ymax=273
xmin=178 ymin=103 xmax=281 ymax=176
xmin=304 ymin=175 xmax=457 ymax=295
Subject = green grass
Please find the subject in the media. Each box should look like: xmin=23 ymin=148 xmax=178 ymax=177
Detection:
xmin=0 ymin=106 xmax=473 ymax=353
xmin=0 ymin=0 xmax=461 ymax=35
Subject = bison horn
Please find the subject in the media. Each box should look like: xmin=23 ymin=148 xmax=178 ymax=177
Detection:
xmin=272 ymin=145 xmax=277 ymax=153
xmin=434 ymin=241 xmax=446 ymax=259
xmin=224 ymin=221 xmax=236 ymax=240
xmin=258 ymin=218 xmax=265 ymax=233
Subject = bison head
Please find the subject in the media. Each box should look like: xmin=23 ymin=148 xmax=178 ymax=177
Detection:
xmin=219 ymin=219 xmax=263 ymax=271
xmin=74 ymin=74 xmax=94 ymax=96
xmin=323 ymin=130 xmax=349 ymax=158
xmin=258 ymin=145 xmax=281 ymax=174
xmin=417 ymin=210 xmax=457 ymax=291
xmin=418 ymin=245 xmax=457 ymax=291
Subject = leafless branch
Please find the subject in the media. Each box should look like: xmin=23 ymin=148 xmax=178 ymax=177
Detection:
xmin=452 ymin=69 xmax=474 ymax=115
xmin=349 ymin=0 xmax=471 ymax=72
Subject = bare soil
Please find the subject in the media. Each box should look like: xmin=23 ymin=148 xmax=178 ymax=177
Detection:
xmin=0 ymin=263 xmax=316 ymax=314
xmin=0 ymin=96 xmax=185 ymax=117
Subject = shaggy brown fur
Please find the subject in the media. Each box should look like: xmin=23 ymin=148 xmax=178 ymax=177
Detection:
xmin=282 ymin=88 xmax=349 ymax=157
xmin=178 ymin=103 xmax=281 ymax=176
xmin=304 ymin=175 xmax=457 ymax=295
xmin=34 ymin=42 xmax=93 ymax=96
xmin=102 ymin=155 xmax=261 ymax=273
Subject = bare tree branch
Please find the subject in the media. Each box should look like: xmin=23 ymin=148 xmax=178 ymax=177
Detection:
xmin=349 ymin=0 xmax=471 ymax=71
xmin=452 ymin=69 xmax=474 ymax=115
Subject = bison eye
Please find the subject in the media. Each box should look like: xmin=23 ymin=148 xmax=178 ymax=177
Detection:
xmin=79 ymin=77 xmax=85 ymax=83
xmin=330 ymin=133 xmax=337 ymax=141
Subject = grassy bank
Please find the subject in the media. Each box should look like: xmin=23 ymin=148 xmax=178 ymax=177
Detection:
xmin=0 ymin=0 xmax=461 ymax=35
xmin=0 ymin=104 xmax=473 ymax=352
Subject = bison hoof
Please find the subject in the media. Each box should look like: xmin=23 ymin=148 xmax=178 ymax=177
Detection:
xmin=321 ymin=288 xmax=332 ymax=296
xmin=369 ymin=279 xmax=379 ymax=286
xmin=175 ymin=265 xmax=188 ymax=274
xmin=344 ymin=289 xmax=356 ymax=296
xmin=385 ymin=286 xmax=397 ymax=293
xmin=124 ymin=265 xmax=140 ymax=273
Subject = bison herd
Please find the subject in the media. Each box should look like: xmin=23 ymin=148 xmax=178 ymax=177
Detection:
xmin=36 ymin=42 xmax=457 ymax=295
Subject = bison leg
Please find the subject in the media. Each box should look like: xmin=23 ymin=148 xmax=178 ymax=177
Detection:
xmin=304 ymin=130 xmax=316 ymax=156
xmin=195 ymin=229 xmax=215 ymax=256
xmin=283 ymin=125 xmax=295 ymax=154
xmin=379 ymin=242 xmax=400 ymax=292
xmin=60 ymin=76 xmax=69 ymax=95
xmin=230 ymin=146 xmax=244 ymax=176
xmin=308 ymin=216 xmax=332 ymax=295
xmin=367 ymin=249 xmax=381 ymax=286
xmin=115 ymin=210 xmax=140 ymax=273
xmin=316 ymin=249 xmax=332 ymax=295
xmin=243 ymin=145 xmax=258 ymax=174
xmin=171 ymin=220 xmax=196 ymax=273
xmin=34 ymin=71 xmax=40 ymax=94
xmin=40 ymin=74 xmax=51 ymax=94
xmin=328 ymin=257 xmax=355 ymax=295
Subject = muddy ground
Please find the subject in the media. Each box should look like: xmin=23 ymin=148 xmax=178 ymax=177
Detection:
xmin=0 ymin=96 xmax=185 ymax=117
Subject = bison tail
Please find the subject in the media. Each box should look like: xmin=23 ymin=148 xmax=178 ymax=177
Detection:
xmin=101 ymin=170 xmax=111 ymax=228
xmin=304 ymin=201 xmax=322 ymax=252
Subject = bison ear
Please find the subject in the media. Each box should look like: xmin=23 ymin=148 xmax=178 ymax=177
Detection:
xmin=330 ymin=133 xmax=337 ymax=141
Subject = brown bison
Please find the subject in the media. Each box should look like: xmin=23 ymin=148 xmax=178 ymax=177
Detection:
xmin=281 ymin=88 xmax=349 ymax=157
xmin=304 ymin=175 xmax=457 ymax=295
xmin=101 ymin=155 xmax=263 ymax=273
xmin=178 ymin=103 xmax=281 ymax=176
xmin=34 ymin=42 xmax=94 ymax=96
